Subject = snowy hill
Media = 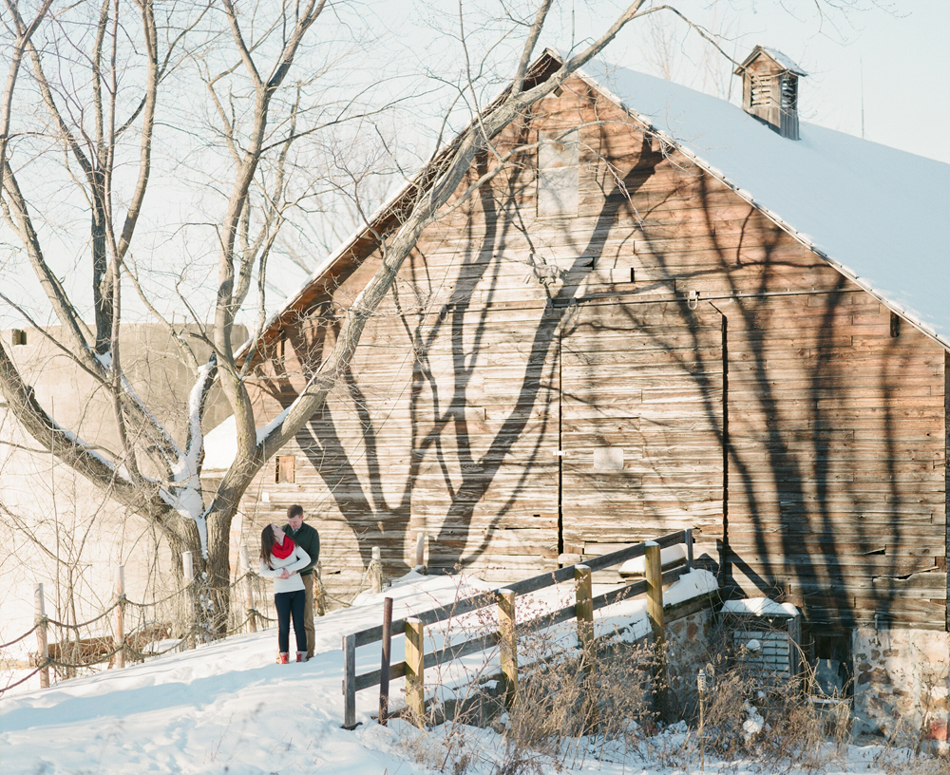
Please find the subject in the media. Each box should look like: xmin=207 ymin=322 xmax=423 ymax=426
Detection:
xmin=0 ymin=570 xmax=930 ymax=774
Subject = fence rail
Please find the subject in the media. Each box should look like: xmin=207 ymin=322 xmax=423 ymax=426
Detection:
xmin=1 ymin=532 xmax=396 ymax=697
xmin=341 ymin=529 xmax=695 ymax=729
xmin=0 ymin=545 xmax=292 ymax=695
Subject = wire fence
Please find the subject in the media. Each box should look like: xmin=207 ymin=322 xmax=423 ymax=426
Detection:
xmin=0 ymin=557 xmax=296 ymax=696
xmin=1 ymin=538 xmax=399 ymax=697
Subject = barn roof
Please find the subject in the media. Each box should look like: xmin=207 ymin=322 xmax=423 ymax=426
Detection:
xmin=241 ymin=49 xmax=950 ymax=357
xmin=576 ymin=55 xmax=950 ymax=348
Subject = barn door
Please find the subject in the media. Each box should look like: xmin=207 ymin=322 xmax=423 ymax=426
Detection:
xmin=558 ymin=299 xmax=725 ymax=557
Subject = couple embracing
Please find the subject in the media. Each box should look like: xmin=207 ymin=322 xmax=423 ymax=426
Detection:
xmin=259 ymin=504 xmax=321 ymax=663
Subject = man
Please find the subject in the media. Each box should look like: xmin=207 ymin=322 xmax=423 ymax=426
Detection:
xmin=283 ymin=503 xmax=321 ymax=660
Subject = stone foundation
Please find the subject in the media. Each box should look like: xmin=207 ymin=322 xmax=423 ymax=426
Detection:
xmin=664 ymin=594 xmax=717 ymax=714
xmin=852 ymin=625 xmax=950 ymax=744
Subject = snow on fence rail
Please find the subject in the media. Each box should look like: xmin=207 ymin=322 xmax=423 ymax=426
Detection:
xmin=341 ymin=529 xmax=695 ymax=729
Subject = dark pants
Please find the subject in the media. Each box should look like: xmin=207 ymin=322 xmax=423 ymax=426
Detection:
xmin=274 ymin=590 xmax=307 ymax=654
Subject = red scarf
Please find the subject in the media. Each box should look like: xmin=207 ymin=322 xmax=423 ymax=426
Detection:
xmin=271 ymin=535 xmax=295 ymax=560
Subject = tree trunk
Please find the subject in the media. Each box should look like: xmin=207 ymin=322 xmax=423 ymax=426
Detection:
xmin=91 ymin=174 xmax=113 ymax=355
xmin=205 ymin=508 xmax=236 ymax=638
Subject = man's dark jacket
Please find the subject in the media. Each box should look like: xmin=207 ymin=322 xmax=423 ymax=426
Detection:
xmin=283 ymin=522 xmax=320 ymax=576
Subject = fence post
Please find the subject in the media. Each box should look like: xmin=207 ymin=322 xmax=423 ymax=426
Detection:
xmin=241 ymin=545 xmax=257 ymax=633
xmin=405 ymin=617 xmax=425 ymax=726
xmin=369 ymin=546 xmax=383 ymax=594
xmin=34 ymin=583 xmax=49 ymax=689
xmin=574 ymin=565 xmax=597 ymax=732
xmin=314 ymin=561 xmax=327 ymax=616
xmin=645 ymin=542 xmax=665 ymax=641
xmin=497 ymin=589 xmax=518 ymax=707
xmin=342 ymin=632 xmax=357 ymax=729
xmin=183 ymin=551 xmax=195 ymax=649
xmin=574 ymin=565 xmax=593 ymax=652
xmin=379 ymin=597 xmax=393 ymax=725
xmin=114 ymin=565 xmax=126 ymax=669
xmin=685 ymin=528 xmax=695 ymax=570
xmin=414 ymin=532 xmax=427 ymax=574
xmin=645 ymin=541 xmax=668 ymax=717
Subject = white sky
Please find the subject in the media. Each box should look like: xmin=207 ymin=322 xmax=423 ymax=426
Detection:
xmin=585 ymin=1 xmax=950 ymax=165
xmin=387 ymin=0 xmax=950 ymax=165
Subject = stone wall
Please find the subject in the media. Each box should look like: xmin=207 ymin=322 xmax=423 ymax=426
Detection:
xmin=852 ymin=625 xmax=950 ymax=746
xmin=663 ymin=602 xmax=950 ymax=745
xmin=664 ymin=593 xmax=717 ymax=715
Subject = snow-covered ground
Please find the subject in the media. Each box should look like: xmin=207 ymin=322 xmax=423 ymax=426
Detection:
xmin=0 ymin=570 xmax=932 ymax=774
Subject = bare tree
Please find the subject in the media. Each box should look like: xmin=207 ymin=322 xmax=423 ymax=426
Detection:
xmin=0 ymin=0 xmax=342 ymax=632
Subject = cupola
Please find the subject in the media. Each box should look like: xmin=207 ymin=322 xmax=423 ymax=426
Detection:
xmin=735 ymin=46 xmax=808 ymax=140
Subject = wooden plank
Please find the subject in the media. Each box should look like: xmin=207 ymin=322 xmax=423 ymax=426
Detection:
xmin=349 ymin=532 xmax=687 ymax=649
xmin=342 ymin=633 xmax=357 ymax=729
xmin=404 ymin=618 xmax=425 ymax=724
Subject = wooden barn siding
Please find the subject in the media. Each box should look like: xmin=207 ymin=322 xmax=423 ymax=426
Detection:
xmin=559 ymin=300 xmax=724 ymax=554
xmin=724 ymin=291 xmax=946 ymax=629
xmin=238 ymin=77 xmax=947 ymax=628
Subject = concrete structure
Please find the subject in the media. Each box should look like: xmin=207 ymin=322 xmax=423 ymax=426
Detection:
xmin=0 ymin=324 xmax=243 ymax=656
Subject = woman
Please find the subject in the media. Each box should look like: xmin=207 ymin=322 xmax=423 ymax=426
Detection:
xmin=259 ymin=523 xmax=311 ymax=663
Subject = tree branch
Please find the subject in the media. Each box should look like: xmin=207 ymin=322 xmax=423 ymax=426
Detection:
xmin=0 ymin=340 xmax=183 ymax=537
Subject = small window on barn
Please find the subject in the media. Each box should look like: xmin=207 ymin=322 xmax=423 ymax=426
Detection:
xmin=276 ymin=455 xmax=295 ymax=484
xmin=537 ymin=128 xmax=579 ymax=217
xmin=889 ymin=312 xmax=901 ymax=338
xmin=11 ymin=329 xmax=27 ymax=346
xmin=807 ymin=628 xmax=853 ymax=700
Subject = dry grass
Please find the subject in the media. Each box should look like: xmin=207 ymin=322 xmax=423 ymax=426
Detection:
xmin=392 ymin=604 xmax=949 ymax=775
xmin=395 ymin=615 xmax=663 ymax=775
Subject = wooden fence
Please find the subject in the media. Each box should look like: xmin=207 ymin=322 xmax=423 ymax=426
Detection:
xmin=16 ymin=546 xmax=288 ymax=693
xmin=341 ymin=529 xmax=695 ymax=729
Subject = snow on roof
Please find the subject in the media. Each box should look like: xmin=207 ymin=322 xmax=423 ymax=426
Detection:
xmin=737 ymin=45 xmax=808 ymax=76
xmin=202 ymin=414 xmax=237 ymax=471
xmin=760 ymin=47 xmax=807 ymax=75
xmin=721 ymin=597 xmax=800 ymax=618
xmin=577 ymin=58 xmax=950 ymax=348
xmin=202 ymin=403 xmax=300 ymax=472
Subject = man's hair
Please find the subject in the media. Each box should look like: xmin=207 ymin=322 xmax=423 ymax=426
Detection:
xmin=287 ymin=504 xmax=304 ymax=520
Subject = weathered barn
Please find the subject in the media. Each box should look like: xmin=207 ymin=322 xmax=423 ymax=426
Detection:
xmin=217 ymin=49 xmax=950 ymax=722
